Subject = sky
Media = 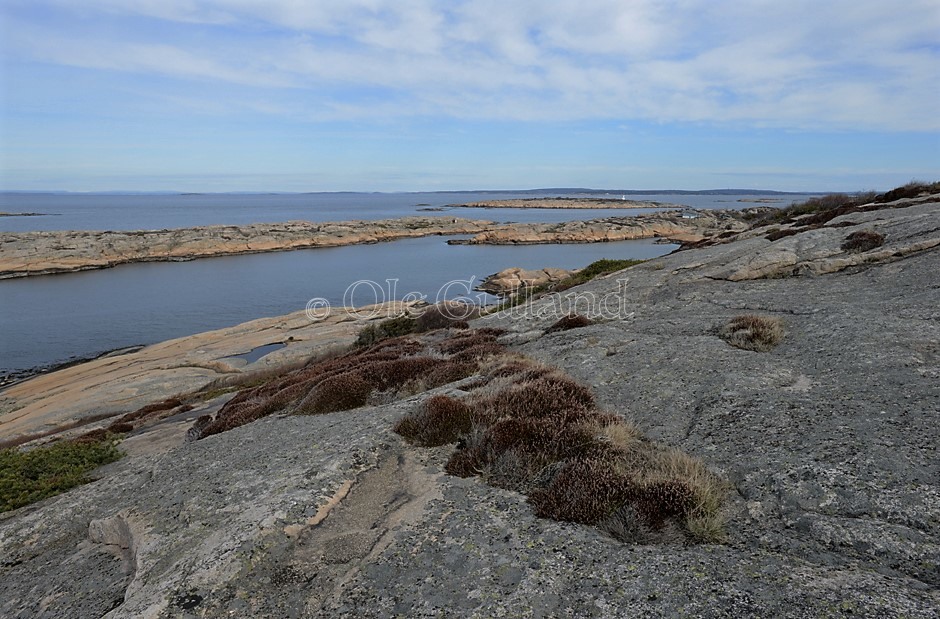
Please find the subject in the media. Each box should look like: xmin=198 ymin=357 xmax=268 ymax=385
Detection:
xmin=0 ymin=0 xmax=938 ymax=192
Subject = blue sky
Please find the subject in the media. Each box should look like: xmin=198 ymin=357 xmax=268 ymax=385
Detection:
xmin=1 ymin=1 xmax=938 ymax=192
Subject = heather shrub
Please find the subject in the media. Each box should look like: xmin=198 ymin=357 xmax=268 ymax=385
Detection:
xmin=475 ymin=374 xmax=595 ymax=419
xmin=355 ymin=315 xmax=417 ymax=347
xmin=115 ymin=397 xmax=187 ymax=424
xmin=394 ymin=395 xmax=476 ymax=447
xmin=876 ymin=180 xmax=940 ymax=202
xmin=841 ymin=230 xmax=885 ymax=252
xmin=294 ymin=372 xmax=373 ymax=415
xmin=437 ymin=330 xmax=502 ymax=354
xmin=764 ymin=228 xmax=800 ymax=242
xmin=720 ymin=315 xmax=784 ymax=352
xmin=106 ymin=422 xmax=134 ymax=434
xmin=452 ymin=342 xmax=507 ymax=363
xmin=528 ymin=458 xmax=631 ymax=524
xmin=423 ymin=361 xmax=478 ymax=389
xmin=363 ymin=357 xmax=445 ymax=391
xmin=545 ymin=314 xmax=593 ymax=333
xmin=414 ymin=303 xmax=474 ymax=332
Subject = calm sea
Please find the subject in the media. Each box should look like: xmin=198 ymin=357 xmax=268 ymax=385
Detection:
xmin=0 ymin=191 xmax=811 ymax=375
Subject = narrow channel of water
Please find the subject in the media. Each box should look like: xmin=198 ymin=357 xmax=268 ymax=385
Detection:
xmin=0 ymin=236 xmax=676 ymax=374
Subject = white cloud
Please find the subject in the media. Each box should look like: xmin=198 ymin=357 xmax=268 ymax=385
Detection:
xmin=4 ymin=0 xmax=939 ymax=130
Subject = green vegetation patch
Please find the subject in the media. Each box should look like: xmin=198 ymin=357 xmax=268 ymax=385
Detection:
xmin=553 ymin=258 xmax=645 ymax=292
xmin=1 ymin=438 xmax=123 ymax=513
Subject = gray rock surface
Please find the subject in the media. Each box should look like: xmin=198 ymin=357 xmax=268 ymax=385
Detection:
xmin=1 ymin=198 xmax=938 ymax=617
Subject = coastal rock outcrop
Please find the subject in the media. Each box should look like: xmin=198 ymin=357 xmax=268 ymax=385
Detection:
xmin=682 ymin=193 xmax=940 ymax=280
xmin=0 ymin=302 xmax=417 ymax=444
xmin=1 ymin=197 xmax=938 ymax=617
xmin=449 ymin=209 xmax=749 ymax=245
xmin=1 ymin=210 xmax=753 ymax=279
xmin=477 ymin=266 xmax=577 ymax=295
xmin=0 ymin=217 xmax=494 ymax=278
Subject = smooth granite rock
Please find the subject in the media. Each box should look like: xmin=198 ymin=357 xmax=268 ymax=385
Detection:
xmin=0 ymin=198 xmax=937 ymax=617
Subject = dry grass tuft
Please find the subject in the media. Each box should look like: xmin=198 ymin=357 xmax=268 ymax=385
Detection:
xmin=720 ymin=314 xmax=784 ymax=352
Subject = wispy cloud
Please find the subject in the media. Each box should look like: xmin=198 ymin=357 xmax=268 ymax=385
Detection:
xmin=4 ymin=0 xmax=938 ymax=130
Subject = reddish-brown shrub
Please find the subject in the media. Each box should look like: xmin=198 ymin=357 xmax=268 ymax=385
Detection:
xmin=437 ymin=331 xmax=500 ymax=354
xmin=528 ymin=459 xmax=631 ymax=524
xmin=295 ymin=372 xmax=373 ymax=415
xmin=362 ymin=357 xmax=445 ymax=390
xmin=477 ymin=375 xmax=595 ymax=419
xmin=106 ymin=422 xmax=134 ymax=434
xmin=452 ymin=342 xmax=506 ymax=363
xmin=394 ymin=395 xmax=476 ymax=446
xmin=414 ymin=304 xmax=472 ymax=332
xmin=764 ymin=228 xmax=801 ymax=241
xmin=545 ymin=314 xmax=593 ymax=334
xmin=114 ymin=397 xmax=187 ymax=424
xmin=876 ymin=181 xmax=940 ymax=203
xmin=71 ymin=428 xmax=112 ymax=445
xmin=841 ymin=230 xmax=885 ymax=252
xmin=624 ymin=480 xmax=696 ymax=528
xmin=423 ymin=361 xmax=478 ymax=389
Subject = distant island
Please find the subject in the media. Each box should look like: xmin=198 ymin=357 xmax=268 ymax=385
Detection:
xmin=451 ymin=197 xmax=682 ymax=209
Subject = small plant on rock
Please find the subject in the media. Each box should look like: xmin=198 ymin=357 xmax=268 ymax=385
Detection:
xmin=720 ymin=315 xmax=784 ymax=352
xmin=545 ymin=313 xmax=593 ymax=333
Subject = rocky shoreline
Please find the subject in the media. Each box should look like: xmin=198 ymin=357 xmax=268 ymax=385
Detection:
xmin=0 ymin=210 xmax=756 ymax=279
xmin=0 ymin=217 xmax=494 ymax=279
xmin=449 ymin=209 xmax=752 ymax=245
xmin=0 ymin=302 xmax=420 ymax=445
xmin=0 ymin=193 xmax=938 ymax=617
